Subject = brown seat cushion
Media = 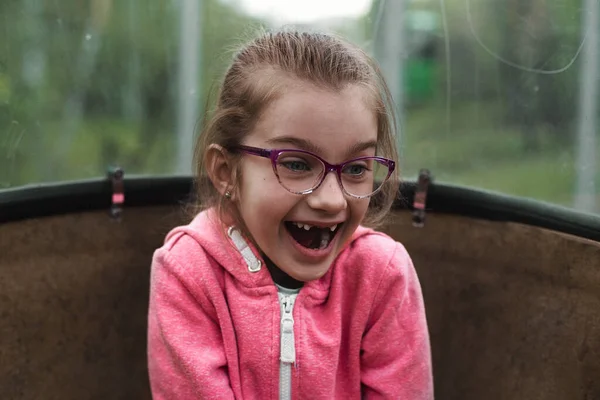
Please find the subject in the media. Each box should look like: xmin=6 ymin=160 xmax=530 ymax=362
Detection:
xmin=1 ymin=207 xmax=598 ymax=399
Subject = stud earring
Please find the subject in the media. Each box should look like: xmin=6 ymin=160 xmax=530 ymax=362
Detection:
xmin=224 ymin=191 xmax=232 ymax=199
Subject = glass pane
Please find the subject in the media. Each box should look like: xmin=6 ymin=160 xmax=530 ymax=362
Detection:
xmin=372 ymin=0 xmax=599 ymax=215
xmin=276 ymin=151 xmax=324 ymax=193
xmin=342 ymin=159 xmax=389 ymax=197
xmin=1 ymin=0 xmax=597 ymax=216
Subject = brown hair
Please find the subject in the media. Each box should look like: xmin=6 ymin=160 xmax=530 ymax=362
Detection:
xmin=191 ymin=28 xmax=401 ymax=236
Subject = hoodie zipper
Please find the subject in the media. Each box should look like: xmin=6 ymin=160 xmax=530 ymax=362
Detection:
xmin=278 ymin=292 xmax=297 ymax=400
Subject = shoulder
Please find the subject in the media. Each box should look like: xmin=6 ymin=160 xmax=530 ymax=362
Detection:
xmin=344 ymin=227 xmax=413 ymax=276
xmin=148 ymin=222 xmax=227 ymax=325
xmin=160 ymin=227 xmax=209 ymax=264
xmin=151 ymin=215 xmax=224 ymax=294
xmin=155 ymin=208 xmax=222 ymax=268
xmin=336 ymin=227 xmax=415 ymax=292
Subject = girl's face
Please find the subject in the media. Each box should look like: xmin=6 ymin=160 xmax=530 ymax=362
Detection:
xmin=235 ymin=83 xmax=378 ymax=282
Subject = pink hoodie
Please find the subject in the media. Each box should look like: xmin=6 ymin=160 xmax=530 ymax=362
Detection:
xmin=147 ymin=209 xmax=433 ymax=399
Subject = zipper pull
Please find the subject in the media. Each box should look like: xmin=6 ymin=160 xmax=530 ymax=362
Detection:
xmin=280 ymin=295 xmax=296 ymax=363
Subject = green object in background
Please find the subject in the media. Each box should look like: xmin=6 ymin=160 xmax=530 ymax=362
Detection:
xmin=405 ymin=58 xmax=436 ymax=104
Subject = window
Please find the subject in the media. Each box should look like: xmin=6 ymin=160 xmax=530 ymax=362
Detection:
xmin=1 ymin=0 xmax=597 ymax=215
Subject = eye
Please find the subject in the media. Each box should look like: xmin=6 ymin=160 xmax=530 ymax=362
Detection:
xmin=343 ymin=163 xmax=368 ymax=176
xmin=280 ymin=160 xmax=311 ymax=172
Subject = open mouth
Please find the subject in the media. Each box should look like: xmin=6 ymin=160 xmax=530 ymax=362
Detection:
xmin=285 ymin=221 xmax=342 ymax=250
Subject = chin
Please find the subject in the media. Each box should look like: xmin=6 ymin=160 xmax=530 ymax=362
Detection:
xmin=280 ymin=263 xmax=325 ymax=283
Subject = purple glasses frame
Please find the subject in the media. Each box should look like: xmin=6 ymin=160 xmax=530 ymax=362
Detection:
xmin=232 ymin=144 xmax=396 ymax=199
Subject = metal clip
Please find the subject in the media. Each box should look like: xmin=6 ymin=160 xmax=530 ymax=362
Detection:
xmin=412 ymin=169 xmax=431 ymax=228
xmin=108 ymin=166 xmax=124 ymax=220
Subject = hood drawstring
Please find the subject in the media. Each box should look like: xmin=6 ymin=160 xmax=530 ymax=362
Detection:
xmin=227 ymin=226 xmax=262 ymax=273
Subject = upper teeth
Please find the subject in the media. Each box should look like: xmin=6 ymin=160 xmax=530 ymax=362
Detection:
xmin=293 ymin=222 xmax=338 ymax=232
xmin=294 ymin=222 xmax=312 ymax=230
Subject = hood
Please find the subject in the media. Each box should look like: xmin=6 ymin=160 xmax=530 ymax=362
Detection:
xmin=164 ymin=207 xmax=375 ymax=291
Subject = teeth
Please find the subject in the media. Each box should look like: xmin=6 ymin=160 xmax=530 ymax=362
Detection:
xmin=292 ymin=222 xmax=338 ymax=231
xmin=293 ymin=222 xmax=314 ymax=230
xmin=319 ymin=230 xmax=331 ymax=249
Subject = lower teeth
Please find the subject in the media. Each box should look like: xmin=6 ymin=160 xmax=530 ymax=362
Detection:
xmin=318 ymin=230 xmax=332 ymax=250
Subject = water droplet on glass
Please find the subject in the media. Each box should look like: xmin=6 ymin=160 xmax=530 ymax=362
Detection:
xmin=85 ymin=34 xmax=92 ymax=40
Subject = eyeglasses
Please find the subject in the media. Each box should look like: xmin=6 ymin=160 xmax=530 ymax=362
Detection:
xmin=231 ymin=145 xmax=395 ymax=199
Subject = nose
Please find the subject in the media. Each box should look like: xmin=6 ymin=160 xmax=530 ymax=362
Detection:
xmin=306 ymin=171 xmax=347 ymax=214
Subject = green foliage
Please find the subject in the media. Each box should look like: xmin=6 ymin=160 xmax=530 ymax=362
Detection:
xmin=0 ymin=0 xmax=597 ymax=212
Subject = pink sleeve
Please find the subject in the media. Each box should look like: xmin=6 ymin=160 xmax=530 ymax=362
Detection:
xmin=360 ymin=243 xmax=434 ymax=400
xmin=147 ymin=247 xmax=236 ymax=399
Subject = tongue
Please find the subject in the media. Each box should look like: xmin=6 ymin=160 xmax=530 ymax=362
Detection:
xmin=287 ymin=223 xmax=330 ymax=249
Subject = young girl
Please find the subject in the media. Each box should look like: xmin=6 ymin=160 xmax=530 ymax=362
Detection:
xmin=147 ymin=30 xmax=433 ymax=399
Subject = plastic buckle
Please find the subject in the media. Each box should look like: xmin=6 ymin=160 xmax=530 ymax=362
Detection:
xmin=108 ymin=166 xmax=124 ymax=220
xmin=412 ymin=169 xmax=431 ymax=228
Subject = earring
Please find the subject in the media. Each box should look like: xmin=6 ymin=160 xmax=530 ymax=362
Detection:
xmin=224 ymin=191 xmax=232 ymax=199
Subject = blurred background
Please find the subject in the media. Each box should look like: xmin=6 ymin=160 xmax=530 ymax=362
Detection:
xmin=0 ymin=0 xmax=598 ymax=215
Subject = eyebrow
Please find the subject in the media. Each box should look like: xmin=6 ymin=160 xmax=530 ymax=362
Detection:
xmin=266 ymin=136 xmax=322 ymax=154
xmin=266 ymin=136 xmax=378 ymax=158
xmin=346 ymin=140 xmax=378 ymax=156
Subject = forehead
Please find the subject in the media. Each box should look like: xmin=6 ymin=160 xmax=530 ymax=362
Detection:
xmin=249 ymin=83 xmax=378 ymax=160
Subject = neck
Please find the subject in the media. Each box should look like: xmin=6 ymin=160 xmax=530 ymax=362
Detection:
xmin=265 ymin=258 xmax=304 ymax=289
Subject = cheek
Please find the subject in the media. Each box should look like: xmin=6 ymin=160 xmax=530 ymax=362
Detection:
xmin=237 ymin=167 xmax=289 ymax=218
xmin=241 ymin=159 xmax=277 ymax=186
xmin=237 ymin=162 xmax=271 ymax=199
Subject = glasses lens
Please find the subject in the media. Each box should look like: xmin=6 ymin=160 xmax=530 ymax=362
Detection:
xmin=275 ymin=151 xmax=325 ymax=193
xmin=340 ymin=158 xmax=390 ymax=197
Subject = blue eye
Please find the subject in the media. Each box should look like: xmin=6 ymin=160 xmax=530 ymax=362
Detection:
xmin=281 ymin=160 xmax=310 ymax=172
xmin=343 ymin=164 xmax=367 ymax=176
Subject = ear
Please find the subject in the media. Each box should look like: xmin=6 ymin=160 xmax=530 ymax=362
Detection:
xmin=205 ymin=144 xmax=236 ymax=198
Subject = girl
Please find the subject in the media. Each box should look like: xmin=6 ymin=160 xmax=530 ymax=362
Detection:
xmin=147 ymin=30 xmax=434 ymax=399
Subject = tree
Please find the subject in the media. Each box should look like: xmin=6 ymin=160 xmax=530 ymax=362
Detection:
xmin=0 ymin=0 xmax=264 ymax=186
